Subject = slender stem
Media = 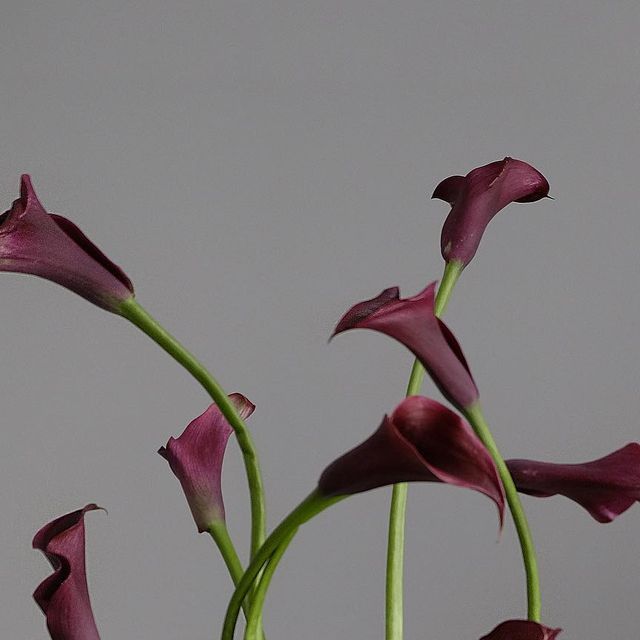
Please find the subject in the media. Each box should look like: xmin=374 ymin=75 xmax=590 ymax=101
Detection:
xmin=120 ymin=298 xmax=266 ymax=558
xmin=464 ymin=403 xmax=541 ymax=622
xmin=207 ymin=521 xmax=257 ymax=626
xmin=244 ymin=530 xmax=297 ymax=640
xmin=208 ymin=523 xmax=267 ymax=640
xmin=222 ymin=491 xmax=344 ymax=640
xmin=208 ymin=522 xmax=246 ymax=587
xmin=385 ymin=483 xmax=408 ymax=640
xmin=384 ymin=260 xmax=462 ymax=640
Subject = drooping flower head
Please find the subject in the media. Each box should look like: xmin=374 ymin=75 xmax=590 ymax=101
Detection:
xmin=433 ymin=157 xmax=549 ymax=268
xmin=319 ymin=396 xmax=504 ymax=524
xmin=479 ymin=620 xmax=561 ymax=640
xmin=159 ymin=393 xmax=255 ymax=532
xmin=0 ymin=175 xmax=134 ymax=313
xmin=332 ymin=282 xmax=478 ymax=411
xmin=507 ymin=443 xmax=640 ymax=523
xmin=33 ymin=504 xmax=102 ymax=640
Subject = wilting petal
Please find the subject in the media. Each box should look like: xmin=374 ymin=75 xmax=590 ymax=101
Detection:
xmin=433 ymin=157 xmax=549 ymax=267
xmin=318 ymin=396 xmax=504 ymax=523
xmin=479 ymin=620 xmax=561 ymax=640
xmin=0 ymin=175 xmax=134 ymax=313
xmin=508 ymin=443 xmax=640 ymax=523
xmin=159 ymin=393 xmax=255 ymax=532
xmin=333 ymin=282 xmax=478 ymax=410
xmin=33 ymin=504 xmax=102 ymax=640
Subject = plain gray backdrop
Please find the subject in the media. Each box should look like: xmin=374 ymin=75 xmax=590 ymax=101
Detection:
xmin=1 ymin=1 xmax=639 ymax=638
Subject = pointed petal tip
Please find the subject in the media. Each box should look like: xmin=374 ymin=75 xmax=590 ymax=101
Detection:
xmin=508 ymin=442 xmax=640 ymax=522
xmin=332 ymin=286 xmax=401 ymax=336
xmin=32 ymin=503 xmax=103 ymax=550
xmin=432 ymin=175 xmax=466 ymax=204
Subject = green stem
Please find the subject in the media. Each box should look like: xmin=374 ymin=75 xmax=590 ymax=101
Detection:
xmin=385 ymin=260 xmax=462 ymax=640
xmin=222 ymin=491 xmax=344 ymax=640
xmin=244 ymin=530 xmax=297 ymax=640
xmin=385 ymin=483 xmax=408 ymax=640
xmin=464 ymin=403 xmax=541 ymax=622
xmin=208 ymin=521 xmax=246 ymax=588
xmin=120 ymin=298 xmax=266 ymax=559
xmin=209 ymin=523 xmax=267 ymax=640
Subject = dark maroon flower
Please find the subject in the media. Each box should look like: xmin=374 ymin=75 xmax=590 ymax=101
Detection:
xmin=0 ymin=175 xmax=134 ymax=313
xmin=479 ymin=620 xmax=561 ymax=640
xmin=332 ymin=282 xmax=478 ymax=410
xmin=433 ymin=157 xmax=549 ymax=267
xmin=508 ymin=443 xmax=640 ymax=523
xmin=318 ymin=396 xmax=504 ymax=523
xmin=159 ymin=393 xmax=255 ymax=532
xmin=33 ymin=504 xmax=102 ymax=640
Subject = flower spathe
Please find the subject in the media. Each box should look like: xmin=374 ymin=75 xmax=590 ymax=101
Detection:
xmin=507 ymin=443 xmax=640 ymax=523
xmin=433 ymin=157 xmax=550 ymax=267
xmin=0 ymin=175 xmax=134 ymax=313
xmin=33 ymin=504 xmax=102 ymax=640
xmin=318 ymin=396 xmax=505 ymax=524
xmin=159 ymin=393 xmax=256 ymax=532
xmin=479 ymin=620 xmax=561 ymax=640
xmin=332 ymin=282 xmax=478 ymax=410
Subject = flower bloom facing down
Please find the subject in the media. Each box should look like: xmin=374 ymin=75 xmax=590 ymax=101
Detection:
xmin=433 ymin=157 xmax=549 ymax=268
xmin=159 ymin=393 xmax=256 ymax=532
xmin=33 ymin=504 xmax=102 ymax=640
xmin=479 ymin=620 xmax=561 ymax=640
xmin=0 ymin=175 xmax=134 ymax=313
xmin=318 ymin=396 xmax=505 ymax=524
xmin=333 ymin=282 xmax=478 ymax=410
xmin=507 ymin=443 xmax=640 ymax=523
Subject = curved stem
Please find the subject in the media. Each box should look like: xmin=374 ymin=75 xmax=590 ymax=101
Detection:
xmin=464 ymin=403 xmax=541 ymax=621
xmin=209 ymin=523 xmax=267 ymax=640
xmin=244 ymin=529 xmax=297 ymax=640
xmin=120 ymin=298 xmax=266 ymax=559
xmin=385 ymin=260 xmax=462 ymax=640
xmin=208 ymin=522 xmax=246 ymax=588
xmin=222 ymin=491 xmax=344 ymax=640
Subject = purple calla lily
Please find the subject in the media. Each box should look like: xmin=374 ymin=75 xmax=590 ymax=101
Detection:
xmin=0 ymin=175 xmax=134 ymax=313
xmin=479 ymin=620 xmax=561 ymax=640
xmin=318 ymin=396 xmax=505 ymax=524
xmin=507 ymin=443 xmax=640 ymax=523
xmin=33 ymin=504 xmax=102 ymax=640
xmin=159 ymin=393 xmax=256 ymax=532
xmin=432 ymin=157 xmax=549 ymax=268
xmin=332 ymin=282 xmax=478 ymax=410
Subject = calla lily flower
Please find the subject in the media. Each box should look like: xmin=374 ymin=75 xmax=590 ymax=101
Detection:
xmin=33 ymin=504 xmax=102 ymax=640
xmin=332 ymin=282 xmax=478 ymax=410
xmin=432 ymin=157 xmax=550 ymax=268
xmin=507 ymin=443 xmax=640 ymax=523
xmin=318 ymin=396 xmax=504 ymax=523
xmin=159 ymin=393 xmax=255 ymax=532
xmin=479 ymin=620 xmax=561 ymax=639
xmin=0 ymin=175 xmax=134 ymax=313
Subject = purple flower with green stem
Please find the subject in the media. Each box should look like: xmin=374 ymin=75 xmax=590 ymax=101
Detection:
xmin=334 ymin=280 xmax=543 ymax=623
xmin=0 ymin=175 xmax=267 ymax=561
xmin=160 ymin=393 xmax=257 ymax=605
xmin=332 ymin=282 xmax=478 ymax=412
xmin=318 ymin=395 xmax=505 ymax=521
xmin=0 ymin=175 xmax=133 ymax=313
xmin=433 ymin=157 xmax=550 ymax=270
xmin=221 ymin=395 xmax=507 ymax=640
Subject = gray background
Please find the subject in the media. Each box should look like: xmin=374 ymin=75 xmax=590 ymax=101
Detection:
xmin=0 ymin=1 xmax=638 ymax=638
